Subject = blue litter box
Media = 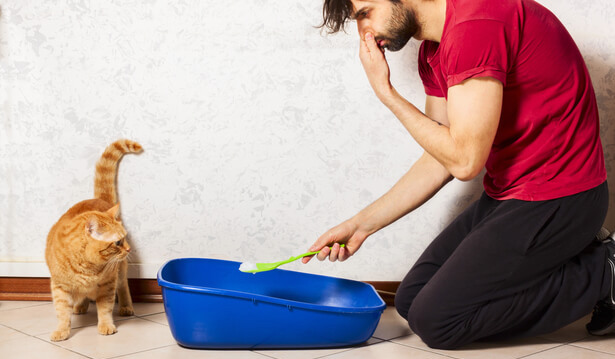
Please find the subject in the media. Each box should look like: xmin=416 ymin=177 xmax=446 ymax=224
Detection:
xmin=157 ymin=258 xmax=386 ymax=349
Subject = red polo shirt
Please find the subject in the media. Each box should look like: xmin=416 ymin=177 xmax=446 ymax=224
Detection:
xmin=418 ymin=0 xmax=606 ymax=200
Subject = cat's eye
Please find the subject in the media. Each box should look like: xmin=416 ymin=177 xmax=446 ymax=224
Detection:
xmin=115 ymin=240 xmax=122 ymax=246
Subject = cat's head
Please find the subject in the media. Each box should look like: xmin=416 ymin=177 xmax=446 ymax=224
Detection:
xmin=83 ymin=204 xmax=131 ymax=262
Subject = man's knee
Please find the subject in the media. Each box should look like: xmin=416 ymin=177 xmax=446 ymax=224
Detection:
xmin=395 ymin=290 xmax=456 ymax=349
xmin=394 ymin=289 xmax=411 ymax=320
xmin=407 ymin=298 xmax=463 ymax=350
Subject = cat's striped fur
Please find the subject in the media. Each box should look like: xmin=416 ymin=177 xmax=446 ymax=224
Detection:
xmin=45 ymin=139 xmax=142 ymax=341
xmin=94 ymin=140 xmax=142 ymax=204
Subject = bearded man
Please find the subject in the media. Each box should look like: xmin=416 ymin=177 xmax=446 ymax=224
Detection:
xmin=302 ymin=0 xmax=614 ymax=349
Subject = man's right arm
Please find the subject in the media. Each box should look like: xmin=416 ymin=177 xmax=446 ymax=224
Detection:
xmin=350 ymin=95 xmax=453 ymax=239
xmin=304 ymin=95 xmax=453 ymax=263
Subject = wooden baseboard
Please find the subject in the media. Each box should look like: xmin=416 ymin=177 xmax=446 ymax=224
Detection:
xmin=368 ymin=281 xmax=399 ymax=307
xmin=0 ymin=277 xmax=399 ymax=306
xmin=0 ymin=278 xmax=163 ymax=303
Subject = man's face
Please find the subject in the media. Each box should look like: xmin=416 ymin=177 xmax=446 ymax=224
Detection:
xmin=351 ymin=0 xmax=419 ymax=52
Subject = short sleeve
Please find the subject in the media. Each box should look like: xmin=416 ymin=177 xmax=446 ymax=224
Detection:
xmin=442 ymin=20 xmax=509 ymax=88
xmin=418 ymin=41 xmax=445 ymax=97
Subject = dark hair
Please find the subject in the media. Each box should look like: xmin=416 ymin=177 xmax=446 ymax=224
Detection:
xmin=319 ymin=0 xmax=403 ymax=34
xmin=319 ymin=0 xmax=354 ymax=34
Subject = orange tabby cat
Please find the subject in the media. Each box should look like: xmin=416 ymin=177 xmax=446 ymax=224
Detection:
xmin=45 ymin=139 xmax=143 ymax=341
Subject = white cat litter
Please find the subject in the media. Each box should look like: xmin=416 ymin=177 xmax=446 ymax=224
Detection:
xmin=239 ymin=262 xmax=257 ymax=272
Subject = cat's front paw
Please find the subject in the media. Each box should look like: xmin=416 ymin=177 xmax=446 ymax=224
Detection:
xmin=118 ymin=306 xmax=134 ymax=316
xmin=98 ymin=323 xmax=117 ymax=336
xmin=50 ymin=329 xmax=70 ymax=341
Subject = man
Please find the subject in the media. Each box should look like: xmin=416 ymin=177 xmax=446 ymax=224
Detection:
xmin=302 ymin=0 xmax=614 ymax=350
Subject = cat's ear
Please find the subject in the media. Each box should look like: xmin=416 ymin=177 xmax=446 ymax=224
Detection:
xmin=107 ymin=204 xmax=121 ymax=221
xmin=86 ymin=217 xmax=99 ymax=236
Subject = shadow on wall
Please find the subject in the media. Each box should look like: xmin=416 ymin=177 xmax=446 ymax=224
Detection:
xmin=587 ymin=54 xmax=615 ymax=229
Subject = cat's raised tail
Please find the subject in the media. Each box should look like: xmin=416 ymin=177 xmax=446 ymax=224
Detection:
xmin=94 ymin=139 xmax=143 ymax=204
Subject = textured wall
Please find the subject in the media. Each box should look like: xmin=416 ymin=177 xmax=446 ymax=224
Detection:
xmin=0 ymin=0 xmax=613 ymax=280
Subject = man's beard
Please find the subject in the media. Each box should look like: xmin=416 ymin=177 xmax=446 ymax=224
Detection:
xmin=378 ymin=4 xmax=419 ymax=52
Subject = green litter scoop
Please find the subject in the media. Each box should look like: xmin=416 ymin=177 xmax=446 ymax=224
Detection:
xmin=239 ymin=244 xmax=345 ymax=273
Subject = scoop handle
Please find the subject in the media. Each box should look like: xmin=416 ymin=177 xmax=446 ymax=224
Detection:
xmin=292 ymin=244 xmax=346 ymax=261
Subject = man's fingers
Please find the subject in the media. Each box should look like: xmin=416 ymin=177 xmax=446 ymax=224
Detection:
xmin=329 ymin=243 xmax=340 ymax=262
xmin=360 ymin=33 xmax=369 ymax=53
xmin=360 ymin=32 xmax=386 ymax=69
xmin=365 ymin=32 xmax=385 ymax=54
xmin=304 ymin=224 xmax=357 ymax=264
xmin=338 ymin=246 xmax=348 ymax=262
xmin=309 ymin=231 xmax=336 ymax=252
xmin=359 ymin=33 xmax=372 ymax=59
xmin=364 ymin=32 xmax=377 ymax=51
xmin=317 ymin=246 xmax=330 ymax=261
xmin=304 ymin=245 xmax=353 ymax=263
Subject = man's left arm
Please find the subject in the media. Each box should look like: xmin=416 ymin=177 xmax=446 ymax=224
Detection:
xmin=360 ymin=32 xmax=503 ymax=181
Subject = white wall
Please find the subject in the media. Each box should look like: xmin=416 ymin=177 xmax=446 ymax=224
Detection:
xmin=1 ymin=0 xmax=613 ymax=281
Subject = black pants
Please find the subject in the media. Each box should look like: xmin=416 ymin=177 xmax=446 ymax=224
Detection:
xmin=395 ymin=181 xmax=610 ymax=350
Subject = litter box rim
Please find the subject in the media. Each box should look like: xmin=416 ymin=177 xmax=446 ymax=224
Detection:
xmin=157 ymin=257 xmax=386 ymax=314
